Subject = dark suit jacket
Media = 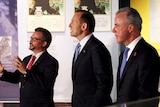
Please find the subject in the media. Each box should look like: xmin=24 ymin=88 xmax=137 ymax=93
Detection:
xmin=72 ymin=35 xmax=113 ymax=107
xmin=0 ymin=51 xmax=59 ymax=107
xmin=117 ymin=38 xmax=160 ymax=103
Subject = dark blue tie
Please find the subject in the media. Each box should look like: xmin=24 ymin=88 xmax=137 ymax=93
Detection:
xmin=74 ymin=43 xmax=81 ymax=63
xmin=120 ymin=47 xmax=130 ymax=78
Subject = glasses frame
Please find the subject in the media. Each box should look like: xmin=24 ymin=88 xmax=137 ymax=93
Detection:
xmin=30 ymin=37 xmax=44 ymax=42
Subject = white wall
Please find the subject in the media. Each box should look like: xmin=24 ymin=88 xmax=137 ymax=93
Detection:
xmin=18 ymin=0 xmax=119 ymax=102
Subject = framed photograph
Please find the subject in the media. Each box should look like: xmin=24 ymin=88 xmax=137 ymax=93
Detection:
xmin=74 ymin=0 xmax=111 ymax=31
xmin=28 ymin=0 xmax=65 ymax=32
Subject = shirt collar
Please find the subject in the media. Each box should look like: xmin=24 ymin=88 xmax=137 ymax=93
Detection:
xmin=127 ymin=36 xmax=142 ymax=51
xmin=126 ymin=36 xmax=142 ymax=60
xmin=79 ymin=33 xmax=92 ymax=52
xmin=32 ymin=51 xmax=45 ymax=62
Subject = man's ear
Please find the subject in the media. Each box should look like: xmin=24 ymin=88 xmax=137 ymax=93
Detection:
xmin=42 ymin=41 xmax=47 ymax=48
xmin=128 ymin=24 xmax=134 ymax=33
xmin=81 ymin=23 xmax=87 ymax=31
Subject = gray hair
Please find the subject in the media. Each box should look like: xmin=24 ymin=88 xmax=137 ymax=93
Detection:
xmin=116 ymin=7 xmax=142 ymax=32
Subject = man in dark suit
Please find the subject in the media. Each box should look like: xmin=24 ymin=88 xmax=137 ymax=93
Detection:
xmin=69 ymin=10 xmax=113 ymax=107
xmin=0 ymin=27 xmax=59 ymax=107
xmin=112 ymin=7 xmax=160 ymax=104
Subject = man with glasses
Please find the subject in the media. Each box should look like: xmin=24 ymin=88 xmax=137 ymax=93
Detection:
xmin=0 ymin=27 xmax=59 ymax=107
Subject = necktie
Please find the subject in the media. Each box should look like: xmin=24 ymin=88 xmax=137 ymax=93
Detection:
xmin=74 ymin=43 xmax=81 ymax=63
xmin=120 ymin=47 xmax=130 ymax=78
xmin=27 ymin=55 xmax=36 ymax=70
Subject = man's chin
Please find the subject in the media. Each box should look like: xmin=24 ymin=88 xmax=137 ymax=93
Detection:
xmin=29 ymin=48 xmax=34 ymax=51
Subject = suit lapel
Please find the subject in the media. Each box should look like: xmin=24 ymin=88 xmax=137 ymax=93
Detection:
xmin=72 ymin=35 xmax=94 ymax=79
xmin=118 ymin=38 xmax=144 ymax=86
xmin=31 ymin=51 xmax=48 ymax=69
xmin=75 ymin=35 xmax=95 ymax=65
xmin=119 ymin=52 xmax=135 ymax=82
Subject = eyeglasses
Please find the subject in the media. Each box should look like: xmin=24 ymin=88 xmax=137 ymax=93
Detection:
xmin=30 ymin=37 xmax=44 ymax=42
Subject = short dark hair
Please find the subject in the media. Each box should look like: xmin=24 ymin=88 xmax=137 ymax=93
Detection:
xmin=75 ymin=10 xmax=95 ymax=32
xmin=35 ymin=27 xmax=52 ymax=48
xmin=116 ymin=7 xmax=142 ymax=32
